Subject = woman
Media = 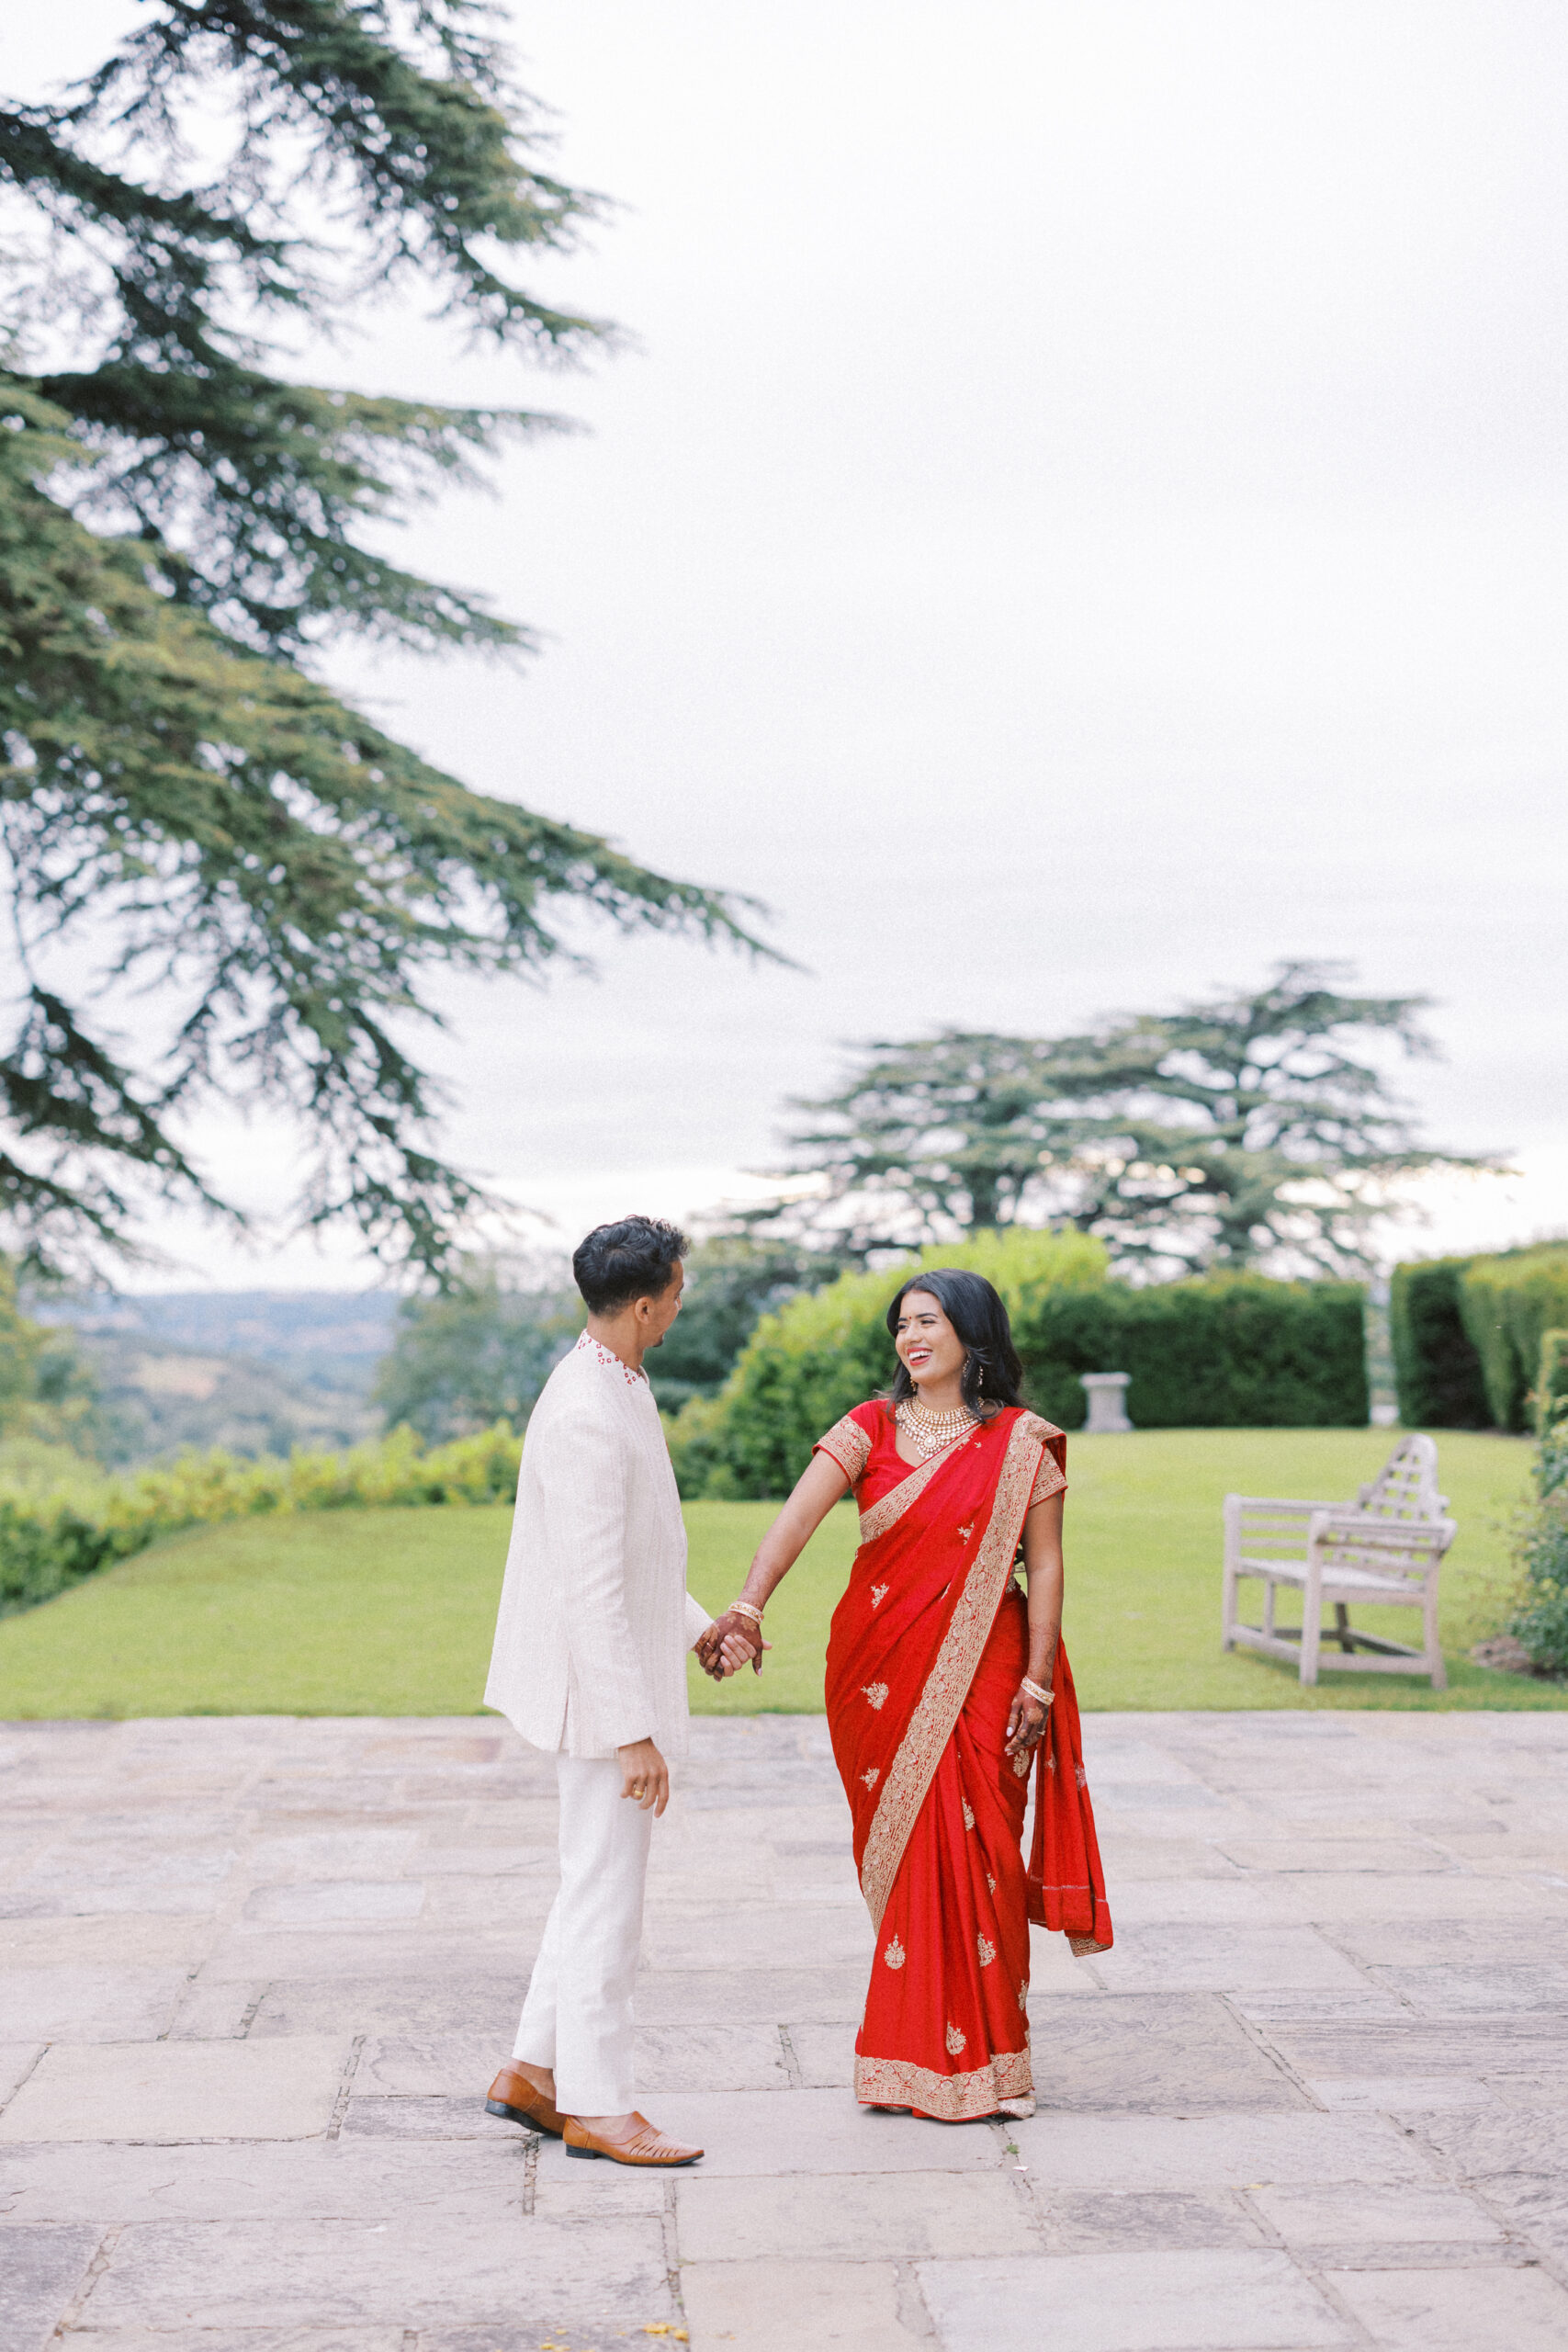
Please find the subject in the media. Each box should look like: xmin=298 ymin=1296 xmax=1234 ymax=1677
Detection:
xmin=699 ymin=1270 xmax=1112 ymax=2122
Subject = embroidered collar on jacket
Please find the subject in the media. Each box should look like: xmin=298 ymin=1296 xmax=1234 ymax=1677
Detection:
xmin=575 ymin=1329 xmax=649 ymax=1386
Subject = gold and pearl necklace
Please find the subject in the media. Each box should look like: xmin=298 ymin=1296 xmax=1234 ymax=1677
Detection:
xmin=897 ymin=1394 xmax=978 ymax=1460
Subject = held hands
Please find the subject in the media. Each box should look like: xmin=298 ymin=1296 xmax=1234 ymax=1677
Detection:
xmin=695 ymin=1610 xmax=771 ymax=1680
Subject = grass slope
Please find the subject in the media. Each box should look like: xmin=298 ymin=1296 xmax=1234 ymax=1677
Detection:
xmin=0 ymin=1430 xmax=1556 ymax=1718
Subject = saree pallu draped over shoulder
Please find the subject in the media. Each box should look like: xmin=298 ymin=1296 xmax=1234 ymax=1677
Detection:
xmin=817 ymin=1400 xmax=1112 ymax=2121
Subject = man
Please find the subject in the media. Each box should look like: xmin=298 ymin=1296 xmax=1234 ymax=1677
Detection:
xmin=482 ymin=1216 xmax=757 ymax=2166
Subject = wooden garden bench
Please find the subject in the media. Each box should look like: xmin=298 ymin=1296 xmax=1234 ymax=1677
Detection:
xmin=1221 ymin=1435 xmax=1457 ymax=1690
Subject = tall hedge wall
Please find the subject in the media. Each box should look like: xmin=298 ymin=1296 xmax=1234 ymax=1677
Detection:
xmin=1389 ymin=1258 xmax=1490 ymax=1430
xmin=1010 ymin=1275 xmax=1368 ymax=1433
xmin=1392 ymin=1246 xmax=1568 ymax=1431
xmin=1458 ymin=1250 xmax=1568 ymax=1431
xmin=667 ymin=1232 xmax=1368 ymax=1498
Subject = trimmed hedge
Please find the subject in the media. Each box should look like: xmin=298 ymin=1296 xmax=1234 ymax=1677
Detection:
xmin=1390 ymin=1258 xmax=1490 ymax=1430
xmin=1011 ymin=1275 xmax=1368 ymax=1433
xmin=1458 ymin=1250 xmax=1568 ymax=1432
xmin=666 ymin=1232 xmax=1369 ymax=1499
xmin=1391 ymin=1246 xmax=1568 ymax=1432
xmin=0 ymin=1420 xmax=521 ymax=1619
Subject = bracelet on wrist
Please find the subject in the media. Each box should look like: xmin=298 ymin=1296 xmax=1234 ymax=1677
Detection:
xmin=728 ymin=1600 xmax=764 ymax=1627
xmin=1021 ymin=1676 xmax=1054 ymax=1705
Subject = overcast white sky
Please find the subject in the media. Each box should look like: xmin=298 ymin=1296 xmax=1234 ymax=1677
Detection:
xmin=6 ymin=2 xmax=1567 ymax=1286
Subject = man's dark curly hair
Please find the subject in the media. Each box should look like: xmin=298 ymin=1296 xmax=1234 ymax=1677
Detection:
xmin=572 ymin=1216 xmax=688 ymax=1315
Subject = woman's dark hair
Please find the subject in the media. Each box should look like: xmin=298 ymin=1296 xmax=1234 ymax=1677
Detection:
xmin=884 ymin=1268 xmax=1024 ymax=1417
xmin=573 ymin=1216 xmax=688 ymax=1315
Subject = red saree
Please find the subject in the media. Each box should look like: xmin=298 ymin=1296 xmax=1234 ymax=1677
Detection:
xmin=817 ymin=1400 xmax=1112 ymax=2120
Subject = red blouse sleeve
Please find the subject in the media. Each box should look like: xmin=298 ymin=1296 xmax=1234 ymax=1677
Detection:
xmin=1026 ymin=1419 xmax=1067 ymax=1508
xmin=812 ymin=1401 xmax=880 ymax=1488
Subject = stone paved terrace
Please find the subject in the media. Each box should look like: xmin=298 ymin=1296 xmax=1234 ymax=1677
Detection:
xmin=3 ymin=1713 xmax=1568 ymax=2352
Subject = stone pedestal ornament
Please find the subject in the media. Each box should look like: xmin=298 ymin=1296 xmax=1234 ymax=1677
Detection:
xmin=1080 ymin=1373 xmax=1134 ymax=1433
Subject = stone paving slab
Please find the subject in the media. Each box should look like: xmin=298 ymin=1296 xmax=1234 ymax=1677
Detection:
xmin=918 ymin=2245 xmax=1353 ymax=2350
xmin=0 ymin=2140 xmax=532 ymax=2223
xmin=677 ymin=2168 xmax=1040 ymax=2260
xmin=81 ymin=2212 xmax=677 ymax=2335
xmin=1325 ymin=2264 xmax=1568 ymax=2350
xmin=681 ymin=2256 xmax=927 ymax=2352
xmin=0 ymin=2035 xmax=349 ymax=2143
xmin=1019 ymin=1991 xmax=1308 ymax=2112
xmin=3 ymin=1710 xmax=1567 ymax=2351
xmin=1247 ymin=2182 xmax=1508 ymax=2246
xmin=0 ymin=2222 xmax=99 ymax=2351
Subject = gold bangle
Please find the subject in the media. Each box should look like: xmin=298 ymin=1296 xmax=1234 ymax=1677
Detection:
xmin=1021 ymin=1676 xmax=1053 ymax=1705
xmin=728 ymin=1600 xmax=763 ymax=1626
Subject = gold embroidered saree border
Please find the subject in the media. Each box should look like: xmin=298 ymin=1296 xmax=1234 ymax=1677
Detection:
xmin=855 ymin=2046 xmax=1032 ymax=2120
xmin=857 ymin=1413 xmax=1047 ymax=1929
xmin=854 ymin=1437 xmax=962 ymax=1544
xmin=815 ymin=1413 xmax=873 ymax=1486
xmin=1029 ymin=1452 xmax=1066 ymax=1509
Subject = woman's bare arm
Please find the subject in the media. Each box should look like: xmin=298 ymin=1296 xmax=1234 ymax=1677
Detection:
xmin=1005 ymin=1488 xmax=1065 ymax=1758
xmin=694 ymin=1450 xmax=851 ymax=1674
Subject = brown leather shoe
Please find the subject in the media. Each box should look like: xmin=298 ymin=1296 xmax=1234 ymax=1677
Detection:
xmin=563 ymin=2111 xmax=703 ymax=2166
xmin=484 ymin=2063 xmax=566 ymax=2136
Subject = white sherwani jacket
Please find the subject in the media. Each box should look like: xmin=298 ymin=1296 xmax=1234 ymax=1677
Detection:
xmin=485 ymin=1334 xmax=713 ymax=1760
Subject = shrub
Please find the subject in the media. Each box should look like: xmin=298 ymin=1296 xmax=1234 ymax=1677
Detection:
xmin=670 ymin=1229 xmax=1109 ymax=1498
xmin=1458 ymin=1250 xmax=1568 ymax=1432
xmin=648 ymin=1238 xmax=845 ymax=1412
xmin=0 ymin=1421 xmax=522 ymax=1620
xmin=662 ymin=1393 xmax=739 ymax=1501
xmin=1509 ymin=1415 xmax=1568 ymax=1675
xmin=1390 ymin=1257 xmax=1490 ymax=1429
xmin=0 ymin=1502 xmax=139 ymax=1616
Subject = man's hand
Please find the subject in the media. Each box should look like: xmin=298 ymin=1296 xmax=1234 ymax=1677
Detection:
xmin=695 ymin=1611 xmax=769 ymax=1679
xmin=617 ymin=1737 xmax=670 ymax=1815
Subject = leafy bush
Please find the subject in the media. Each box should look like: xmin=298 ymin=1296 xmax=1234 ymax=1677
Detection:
xmin=648 ymin=1238 xmax=845 ymax=1413
xmin=667 ymin=1231 xmax=1366 ymax=1498
xmin=1389 ymin=1257 xmax=1490 ymax=1429
xmin=0 ymin=1422 xmax=521 ymax=1620
xmin=1458 ymin=1250 xmax=1568 ymax=1432
xmin=668 ymin=1229 xmax=1108 ymax=1498
xmin=1509 ymin=1416 xmax=1568 ymax=1675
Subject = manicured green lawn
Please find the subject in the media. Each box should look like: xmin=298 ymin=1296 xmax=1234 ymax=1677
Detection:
xmin=0 ymin=1430 xmax=1557 ymax=1717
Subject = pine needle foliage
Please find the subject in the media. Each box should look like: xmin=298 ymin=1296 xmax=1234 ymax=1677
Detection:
xmin=761 ymin=964 xmax=1491 ymax=1277
xmin=0 ymin=5 xmax=763 ymax=1276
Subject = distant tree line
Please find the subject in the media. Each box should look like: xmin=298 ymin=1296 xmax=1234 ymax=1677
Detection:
xmin=374 ymin=1238 xmax=846 ymax=1442
xmin=373 ymin=962 xmax=1494 ymax=1444
xmin=744 ymin=963 xmax=1487 ymax=1277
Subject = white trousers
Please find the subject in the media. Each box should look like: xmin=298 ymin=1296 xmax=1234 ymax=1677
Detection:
xmin=513 ymin=1754 xmax=654 ymax=2115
